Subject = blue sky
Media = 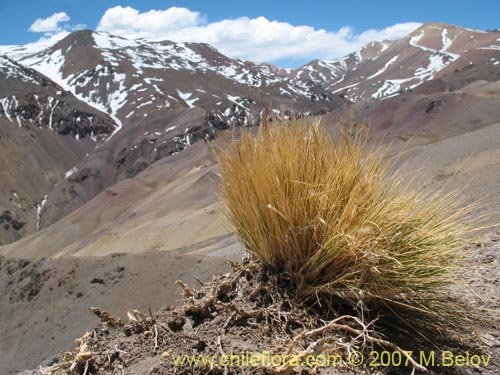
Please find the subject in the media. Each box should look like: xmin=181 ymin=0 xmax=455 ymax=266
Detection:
xmin=1 ymin=0 xmax=498 ymax=67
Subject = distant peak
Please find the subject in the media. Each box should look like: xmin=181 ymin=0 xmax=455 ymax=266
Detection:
xmin=412 ymin=22 xmax=487 ymax=34
xmin=70 ymin=29 xmax=95 ymax=36
xmin=52 ymin=29 xmax=96 ymax=48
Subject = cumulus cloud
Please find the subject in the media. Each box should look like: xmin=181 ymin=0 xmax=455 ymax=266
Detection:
xmin=97 ymin=6 xmax=203 ymax=38
xmin=29 ymin=12 xmax=70 ymax=33
xmin=96 ymin=6 xmax=421 ymax=64
xmin=29 ymin=12 xmax=86 ymax=39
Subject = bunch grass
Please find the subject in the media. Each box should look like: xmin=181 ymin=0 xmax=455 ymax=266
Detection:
xmin=214 ymin=116 xmax=478 ymax=336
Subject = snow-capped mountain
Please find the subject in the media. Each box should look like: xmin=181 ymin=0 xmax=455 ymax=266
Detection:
xmin=0 ymin=22 xmax=498 ymax=247
xmin=0 ymin=56 xmax=115 ymax=244
xmin=0 ymin=55 xmax=115 ymax=139
xmin=3 ymin=24 xmax=498 ymax=140
xmin=290 ymin=23 xmax=499 ymax=101
xmin=0 ymin=30 xmax=347 ymax=237
xmin=16 ymin=30 xmax=339 ymax=132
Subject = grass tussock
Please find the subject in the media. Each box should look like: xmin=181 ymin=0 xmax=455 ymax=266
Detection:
xmin=214 ymin=116 xmax=477 ymax=335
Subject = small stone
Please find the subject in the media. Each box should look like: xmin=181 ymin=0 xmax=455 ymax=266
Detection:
xmin=75 ymin=352 xmax=92 ymax=362
xmin=160 ymin=351 xmax=171 ymax=360
xmin=481 ymin=333 xmax=500 ymax=347
xmin=167 ymin=315 xmax=186 ymax=332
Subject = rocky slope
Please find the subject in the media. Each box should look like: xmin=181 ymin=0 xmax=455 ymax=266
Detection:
xmin=0 ymin=56 xmax=115 ymax=245
xmin=0 ymin=250 xmax=233 ymax=375
xmin=0 ymin=22 xmax=497 ymax=251
xmin=2 ymin=30 xmax=346 ymax=235
xmin=0 ymin=22 xmax=499 ymax=375
xmin=291 ymin=23 xmax=499 ymax=101
xmin=9 ymin=232 xmax=500 ymax=375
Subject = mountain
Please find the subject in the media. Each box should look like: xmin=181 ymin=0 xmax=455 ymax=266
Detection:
xmin=0 ymin=23 xmax=498 ymax=253
xmin=0 ymin=56 xmax=115 ymax=245
xmin=0 ymin=30 xmax=347 ymax=242
xmin=291 ymin=23 xmax=500 ymax=101
xmin=7 ymin=30 xmax=348 ymax=232
xmin=17 ymin=29 xmax=343 ymax=131
xmin=1 ymin=22 xmax=500 ymax=375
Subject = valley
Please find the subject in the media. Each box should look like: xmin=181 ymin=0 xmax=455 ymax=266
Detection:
xmin=0 ymin=22 xmax=499 ymax=375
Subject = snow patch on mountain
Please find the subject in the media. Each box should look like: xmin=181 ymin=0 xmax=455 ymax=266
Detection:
xmin=372 ymin=77 xmax=418 ymax=99
xmin=0 ymin=56 xmax=39 ymax=84
xmin=409 ymin=31 xmax=435 ymax=53
xmin=331 ymin=82 xmax=360 ymax=94
xmin=226 ymin=95 xmax=249 ymax=110
xmin=65 ymin=167 xmax=77 ymax=178
xmin=371 ymin=53 xmax=450 ymax=100
xmin=176 ymin=90 xmax=198 ymax=108
xmin=0 ymin=32 xmax=69 ymax=60
xmin=93 ymin=32 xmax=142 ymax=50
xmin=36 ymin=195 xmax=48 ymax=231
xmin=415 ymin=55 xmax=448 ymax=79
xmin=440 ymin=29 xmax=459 ymax=60
xmin=0 ymin=97 xmax=13 ymax=122
xmin=367 ymin=55 xmax=399 ymax=80
xmin=478 ymin=45 xmax=500 ymax=51
xmin=22 ymin=48 xmax=123 ymax=140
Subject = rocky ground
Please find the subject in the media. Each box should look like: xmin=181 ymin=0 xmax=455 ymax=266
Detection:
xmin=13 ymin=232 xmax=499 ymax=375
xmin=0 ymin=250 xmax=234 ymax=375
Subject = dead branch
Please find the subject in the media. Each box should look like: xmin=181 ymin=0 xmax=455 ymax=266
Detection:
xmin=176 ymin=279 xmax=196 ymax=298
xmin=277 ymin=315 xmax=427 ymax=373
xmin=89 ymin=307 xmax=124 ymax=327
xmin=216 ymin=300 xmax=253 ymax=318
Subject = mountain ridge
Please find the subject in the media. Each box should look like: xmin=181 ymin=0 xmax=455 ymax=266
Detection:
xmin=1 ymin=21 xmax=500 ymax=375
xmin=0 ymin=22 xmax=498 ymax=249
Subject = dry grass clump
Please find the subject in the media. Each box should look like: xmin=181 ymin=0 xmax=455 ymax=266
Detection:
xmin=214 ymin=116 xmax=477 ymax=335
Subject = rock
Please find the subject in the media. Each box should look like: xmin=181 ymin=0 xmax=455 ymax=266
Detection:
xmin=481 ymin=333 xmax=500 ymax=347
xmin=90 ymin=277 xmax=104 ymax=284
xmin=167 ymin=315 xmax=186 ymax=332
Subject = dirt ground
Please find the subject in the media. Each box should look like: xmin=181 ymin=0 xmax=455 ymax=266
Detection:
xmin=3 ymin=121 xmax=500 ymax=375
xmin=0 ymin=250 xmax=233 ymax=375
xmin=16 ymin=232 xmax=499 ymax=375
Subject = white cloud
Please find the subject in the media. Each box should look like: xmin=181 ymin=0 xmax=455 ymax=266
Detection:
xmin=96 ymin=6 xmax=422 ymax=64
xmin=97 ymin=6 xmax=203 ymax=38
xmin=29 ymin=12 xmax=70 ymax=33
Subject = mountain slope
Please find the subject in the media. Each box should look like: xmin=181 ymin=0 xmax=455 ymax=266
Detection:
xmin=7 ymin=30 xmax=346 ymax=230
xmin=0 ymin=140 xmax=235 ymax=258
xmin=4 ymin=81 xmax=500 ymax=258
xmin=0 ymin=56 xmax=115 ymax=245
xmin=291 ymin=23 xmax=500 ymax=101
xmin=0 ymin=23 xmax=498 ymax=250
xmin=0 ymin=250 xmax=231 ymax=375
